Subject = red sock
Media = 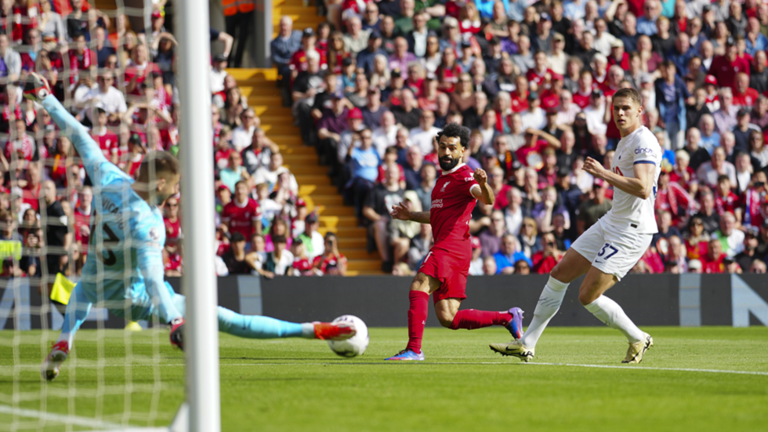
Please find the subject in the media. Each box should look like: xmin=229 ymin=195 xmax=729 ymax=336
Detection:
xmin=405 ymin=291 xmax=429 ymax=353
xmin=449 ymin=309 xmax=512 ymax=330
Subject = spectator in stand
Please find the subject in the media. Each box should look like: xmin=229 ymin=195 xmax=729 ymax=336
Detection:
xmin=504 ymin=187 xmax=529 ymax=236
xmin=124 ymin=44 xmax=160 ymax=96
xmin=702 ymin=237 xmax=726 ymax=273
xmin=271 ymin=16 xmax=302 ymax=102
xmin=734 ymin=226 xmax=760 ymax=272
xmin=494 ymin=233 xmax=530 ymax=274
xmin=297 ymin=212 xmax=325 ymax=262
xmin=409 ymin=110 xmax=440 ymax=155
xmin=655 ymin=61 xmax=689 ymax=149
xmin=391 ymin=88 xmax=421 ymax=129
xmin=77 ymin=70 xmax=127 ymax=124
xmin=219 ymin=152 xmax=251 ymax=196
xmin=232 ymin=108 xmax=262 ymax=152
xmin=696 ymin=146 xmax=736 ymax=188
xmin=313 ymin=232 xmax=347 ymax=276
xmin=749 ymin=130 xmax=768 ymax=169
xmin=713 ymin=87 xmax=738 ymax=136
xmin=652 ymin=209 xmax=682 ymax=247
xmin=222 ymin=232 xmax=254 ymax=275
xmin=345 ymin=128 xmax=381 ymax=219
xmin=343 ymin=16 xmax=370 ymax=55
xmin=317 ymin=95 xmax=350 ymax=176
xmin=4 ymin=119 xmax=36 ymax=165
xmin=0 ymin=34 xmax=21 ymax=85
xmin=577 ymin=178 xmax=612 ymax=234
xmin=401 ymin=145 xmax=423 ymax=191
xmin=163 ymin=196 xmax=182 ymax=246
xmin=363 ymin=165 xmax=405 ymax=271
xmin=532 ymin=232 xmax=563 ymax=274
xmin=712 ymin=211 xmax=745 ymax=258
xmin=242 ymin=128 xmax=278 ymax=175
xmin=42 ymin=181 xmax=71 ymax=277
xmin=221 ymin=180 xmax=262 ymax=243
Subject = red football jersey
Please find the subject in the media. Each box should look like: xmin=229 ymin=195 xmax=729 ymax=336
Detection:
xmin=733 ymin=88 xmax=759 ymax=108
xmin=429 ymin=164 xmax=478 ymax=255
xmin=572 ymin=90 xmax=592 ymax=109
xmin=164 ymin=217 xmax=182 ymax=245
xmin=715 ymin=191 xmax=739 ymax=216
xmin=74 ymin=206 xmax=90 ymax=247
xmin=221 ymin=198 xmax=262 ymax=240
xmin=509 ymin=91 xmax=529 ymax=113
xmin=92 ymin=129 xmax=119 ymax=160
xmin=4 ymin=135 xmax=35 ymax=162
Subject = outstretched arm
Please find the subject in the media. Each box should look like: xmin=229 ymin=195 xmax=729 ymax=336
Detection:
xmin=391 ymin=201 xmax=431 ymax=224
xmin=42 ymin=95 xmax=110 ymax=181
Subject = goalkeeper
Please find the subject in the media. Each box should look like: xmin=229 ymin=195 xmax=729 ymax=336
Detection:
xmin=25 ymin=74 xmax=356 ymax=382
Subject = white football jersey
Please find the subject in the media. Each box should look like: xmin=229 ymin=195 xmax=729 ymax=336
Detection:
xmin=603 ymin=126 xmax=661 ymax=234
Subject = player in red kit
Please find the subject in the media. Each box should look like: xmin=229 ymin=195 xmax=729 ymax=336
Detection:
xmin=221 ymin=180 xmax=262 ymax=241
xmin=385 ymin=123 xmax=524 ymax=361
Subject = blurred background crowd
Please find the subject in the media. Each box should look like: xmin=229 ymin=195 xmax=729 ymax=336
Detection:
xmin=4 ymin=0 xmax=768 ymax=280
xmin=270 ymin=0 xmax=768 ymax=275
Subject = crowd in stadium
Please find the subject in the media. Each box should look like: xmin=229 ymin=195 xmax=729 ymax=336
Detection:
xmin=5 ymin=0 xmax=768 ymax=279
xmin=270 ymin=0 xmax=768 ymax=276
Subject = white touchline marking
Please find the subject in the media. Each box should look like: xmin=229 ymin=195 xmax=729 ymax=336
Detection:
xmin=3 ymin=362 xmax=768 ymax=376
xmin=0 ymin=403 xmax=122 ymax=429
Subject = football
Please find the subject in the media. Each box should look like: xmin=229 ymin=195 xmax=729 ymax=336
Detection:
xmin=327 ymin=315 xmax=369 ymax=357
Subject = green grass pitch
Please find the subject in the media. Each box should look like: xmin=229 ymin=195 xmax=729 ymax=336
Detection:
xmin=1 ymin=327 xmax=767 ymax=432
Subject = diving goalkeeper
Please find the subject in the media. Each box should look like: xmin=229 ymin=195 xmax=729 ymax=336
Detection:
xmin=24 ymin=74 xmax=355 ymax=382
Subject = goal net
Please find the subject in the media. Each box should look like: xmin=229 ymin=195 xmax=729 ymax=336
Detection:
xmin=0 ymin=0 xmax=215 ymax=430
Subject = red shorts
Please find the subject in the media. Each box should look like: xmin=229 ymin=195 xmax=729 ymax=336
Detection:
xmin=418 ymin=247 xmax=470 ymax=304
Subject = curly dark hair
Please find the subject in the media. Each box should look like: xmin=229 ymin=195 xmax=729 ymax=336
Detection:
xmin=436 ymin=122 xmax=471 ymax=148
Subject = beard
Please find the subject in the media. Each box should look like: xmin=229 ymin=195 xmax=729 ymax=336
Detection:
xmin=439 ymin=156 xmax=460 ymax=171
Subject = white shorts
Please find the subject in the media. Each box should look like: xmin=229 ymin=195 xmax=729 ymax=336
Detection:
xmin=570 ymin=218 xmax=653 ymax=280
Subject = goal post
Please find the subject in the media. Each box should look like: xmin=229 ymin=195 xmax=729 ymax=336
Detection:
xmin=174 ymin=0 xmax=222 ymax=431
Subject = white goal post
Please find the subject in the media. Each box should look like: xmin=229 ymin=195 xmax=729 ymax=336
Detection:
xmin=174 ymin=0 xmax=221 ymax=431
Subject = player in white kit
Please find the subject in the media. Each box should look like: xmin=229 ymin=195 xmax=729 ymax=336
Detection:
xmin=490 ymin=88 xmax=659 ymax=363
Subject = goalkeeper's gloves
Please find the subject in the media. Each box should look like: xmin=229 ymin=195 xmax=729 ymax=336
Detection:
xmin=170 ymin=317 xmax=185 ymax=350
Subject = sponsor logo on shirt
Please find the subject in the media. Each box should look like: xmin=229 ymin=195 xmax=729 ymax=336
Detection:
xmin=464 ymin=176 xmax=474 ymax=182
xmin=635 ymin=147 xmax=654 ymax=154
xmin=431 ymin=199 xmax=444 ymax=208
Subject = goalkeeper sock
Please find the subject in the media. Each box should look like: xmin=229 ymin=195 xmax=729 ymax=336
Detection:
xmin=405 ymin=291 xmax=429 ymax=354
xmin=584 ymin=296 xmax=644 ymax=343
xmin=520 ymin=276 xmax=569 ymax=349
xmin=58 ymin=283 xmax=93 ymax=348
xmin=449 ymin=309 xmax=511 ymax=330
xmin=217 ymin=307 xmax=304 ymax=338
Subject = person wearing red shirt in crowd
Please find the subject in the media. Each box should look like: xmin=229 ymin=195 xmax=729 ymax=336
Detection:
xmin=221 ymin=180 xmax=262 ymax=242
xmin=124 ymin=44 xmax=161 ymax=96
xmin=385 ymin=123 xmax=524 ymax=361
xmin=532 ymin=233 xmax=563 ymax=274
xmin=539 ymin=74 xmax=563 ymax=111
xmin=572 ymin=70 xmax=595 ymax=109
xmin=702 ymin=237 xmax=726 ymax=273
xmin=709 ymin=41 xmax=750 ymax=90
xmin=312 ymin=232 xmax=348 ymax=275
xmin=22 ymin=161 xmax=42 ymax=211
xmin=163 ymin=244 xmax=183 ymax=277
xmin=515 ymin=128 xmax=560 ymax=168
xmin=526 ymin=51 xmax=554 ymax=91
xmin=740 ymin=171 xmax=768 ymax=227
xmin=607 ymin=39 xmax=630 ymax=71
xmin=714 ymin=175 xmax=742 ymax=221
xmin=510 ymin=75 xmax=529 ymax=113
xmin=733 ymin=72 xmax=759 ymax=109
xmin=19 ymin=28 xmax=40 ymax=72
xmin=163 ymin=195 xmax=182 ymax=246
xmin=73 ymin=186 xmax=92 ymax=253
xmin=684 ymin=216 xmax=709 ymax=261
xmin=289 ymin=28 xmax=317 ymax=79
xmin=67 ymin=32 xmax=96 ymax=85
xmin=122 ymin=133 xmax=146 ymax=178
xmin=4 ymin=119 xmax=35 ymax=164
xmin=655 ymin=168 xmax=694 ymax=227
xmin=600 ymin=65 xmax=624 ymax=98
xmin=90 ymin=108 xmax=119 ymax=164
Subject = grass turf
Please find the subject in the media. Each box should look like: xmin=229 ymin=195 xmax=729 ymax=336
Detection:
xmin=1 ymin=326 xmax=767 ymax=432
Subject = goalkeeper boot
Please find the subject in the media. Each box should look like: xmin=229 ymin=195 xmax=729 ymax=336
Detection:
xmin=622 ymin=333 xmax=653 ymax=364
xmin=505 ymin=307 xmax=524 ymax=340
xmin=22 ymin=72 xmax=51 ymax=103
xmin=385 ymin=349 xmax=425 ymax=361
xmin=169 ymin=318 xmax=185 ymax=350
xmin=489 ymin=340 xmax=535 ymax=362
xmin=41 ymin=341 xmax=69 ymax=381
xmin=313 ymin=322 xmax=356 ymax=340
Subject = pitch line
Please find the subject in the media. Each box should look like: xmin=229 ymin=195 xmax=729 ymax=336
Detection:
xmin=0 ymin=404 xmax=122 ymax=429
xmin=3 ymin=362 xmax=768 ymax=376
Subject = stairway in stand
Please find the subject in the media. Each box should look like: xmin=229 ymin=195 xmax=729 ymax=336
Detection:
xmin=228 ymin=68 xmax=383 ymax=275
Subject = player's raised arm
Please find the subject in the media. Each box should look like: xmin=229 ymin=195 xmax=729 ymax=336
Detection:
xmin=24 ymin=73 xmax=111 ymax=180
xmin=471 ymin=168 xmax=494 ymax=205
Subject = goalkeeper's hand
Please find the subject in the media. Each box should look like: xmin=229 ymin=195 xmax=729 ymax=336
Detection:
xmin=170 ymin=317 xmax=185 ymax=350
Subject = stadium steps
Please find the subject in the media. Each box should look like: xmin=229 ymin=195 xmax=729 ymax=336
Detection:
xmin=230 ymin=66 xmax=383 ymax=275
